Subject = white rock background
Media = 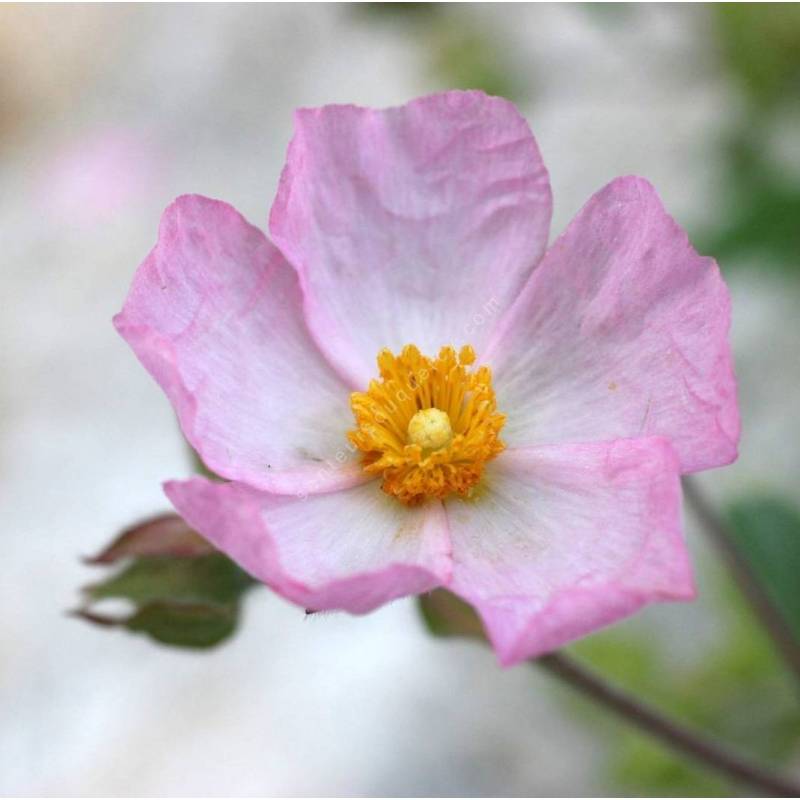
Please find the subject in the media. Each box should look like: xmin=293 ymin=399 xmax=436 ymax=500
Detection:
xmin=1 ymin=5 xmax=798 ymax=795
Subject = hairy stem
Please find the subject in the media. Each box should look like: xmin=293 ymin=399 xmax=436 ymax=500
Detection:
xmin=536 ymin=652 xmax=800 ymax=796
xmin=682 ymin=476 xmax=800 ymax=684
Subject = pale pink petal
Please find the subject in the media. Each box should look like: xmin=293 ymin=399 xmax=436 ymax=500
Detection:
xmin=445 ymin=438 xmax=694 ymax=666
xmin=484 ymin=177 xmax=739 ymax=474
xmin=269 ymin=90 xmax=552 ymax=388
xmin=165 ymin=478 xmax=451 ymax=614
xmin=115 ymin=195 xmax=362 ymax=495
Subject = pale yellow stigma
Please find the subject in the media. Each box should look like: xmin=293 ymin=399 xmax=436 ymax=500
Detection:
xmin=407 ymin=408 xmax=453 ymax=451
xmin=348 ymin=344 xmax=506 ymax=505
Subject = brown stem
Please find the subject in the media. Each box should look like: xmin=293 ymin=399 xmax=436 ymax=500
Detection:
xmin=682 ymin=476 xmax=800 ymax=684
xmin=536 ymin=652 xmax=800 ymax=797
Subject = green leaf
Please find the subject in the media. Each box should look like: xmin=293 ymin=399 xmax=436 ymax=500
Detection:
xmin=84 ymin=553 xmax=255 ymax=607
xmin=77 ymin=510 xmax=258 ymax=649
xmin=727 ymin=496 xmax=800 ymax=640
xmin=127 ymin=601 xmax=239 ymax=648
xmin=75 ymin=601 xmax=239 ymax=649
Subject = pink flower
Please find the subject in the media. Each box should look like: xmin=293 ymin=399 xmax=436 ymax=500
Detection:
xmin=114 ymin=91 xmax=739 ymax=666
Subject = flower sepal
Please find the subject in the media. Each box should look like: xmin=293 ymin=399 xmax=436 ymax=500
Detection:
xmin=418 ymin=588 xmax=486 ymax=643
xmin=75 ymin=513 xmax=258 ymax=649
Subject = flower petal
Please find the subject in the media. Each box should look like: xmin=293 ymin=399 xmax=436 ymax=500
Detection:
xmin=485 ymin=176 xmax=739 ymax=474
xmin=165 ymin=478 xmax=451 ymax=614
xmin=445 ymin=438 xmax=694 ymax=666
xmin=114 ymin=195 xmax=361 ymax=495
xmin=269 ymin=90 xmax=552 ymax=388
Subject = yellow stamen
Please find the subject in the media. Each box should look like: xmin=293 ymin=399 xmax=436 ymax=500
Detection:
xmin=348 ymin=344 xmax=506 ymax=505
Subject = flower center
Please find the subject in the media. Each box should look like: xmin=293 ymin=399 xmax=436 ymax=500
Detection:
xmin=407 ymin=408 xmax=453 ymax=451
xmin=348 ymin=344 xmax=506 ymax=505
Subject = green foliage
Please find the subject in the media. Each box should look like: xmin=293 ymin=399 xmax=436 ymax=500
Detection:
xmin=611 ymin=736 xmax=727 ymax=797
xmin=727 ymin=496 xmax=800 ymax=640
xmin=356 ymin=3 xmax=522 ymax=101
xmin=125 ymin=601 xmax=239 ymax=649
xmin=696 ymin=133 xmax=800 ymax=271
xmin=418 ymin=588 xmax=486 ymax=640
xmin=715 ymin=4 xmax=800 ymax=109
xmin=571 ymin=533 xmax=800 ymax=796
xmin=428 ymin=26 xmax=521 ymax=101
xmin=570 ymin=634 xmax=729 ymax=795
xmin=85 ymin=553 xmax=254 ymax=608
xmin=697 ymin=6 xmax=800 ymax=274
xmin=417 ymin=500 xmax=800 ymax=797
xmin=77 ymin=514 xmax=257 ymax=650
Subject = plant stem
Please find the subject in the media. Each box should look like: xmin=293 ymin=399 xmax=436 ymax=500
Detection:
xmin=682 ymin=476 xmax=800 ymax=684
xmin=536 ymin=652 xmax=800 ymax=797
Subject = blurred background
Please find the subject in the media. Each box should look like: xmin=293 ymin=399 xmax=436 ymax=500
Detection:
xmin=1 ymin=3 xmax=799 ymax=796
